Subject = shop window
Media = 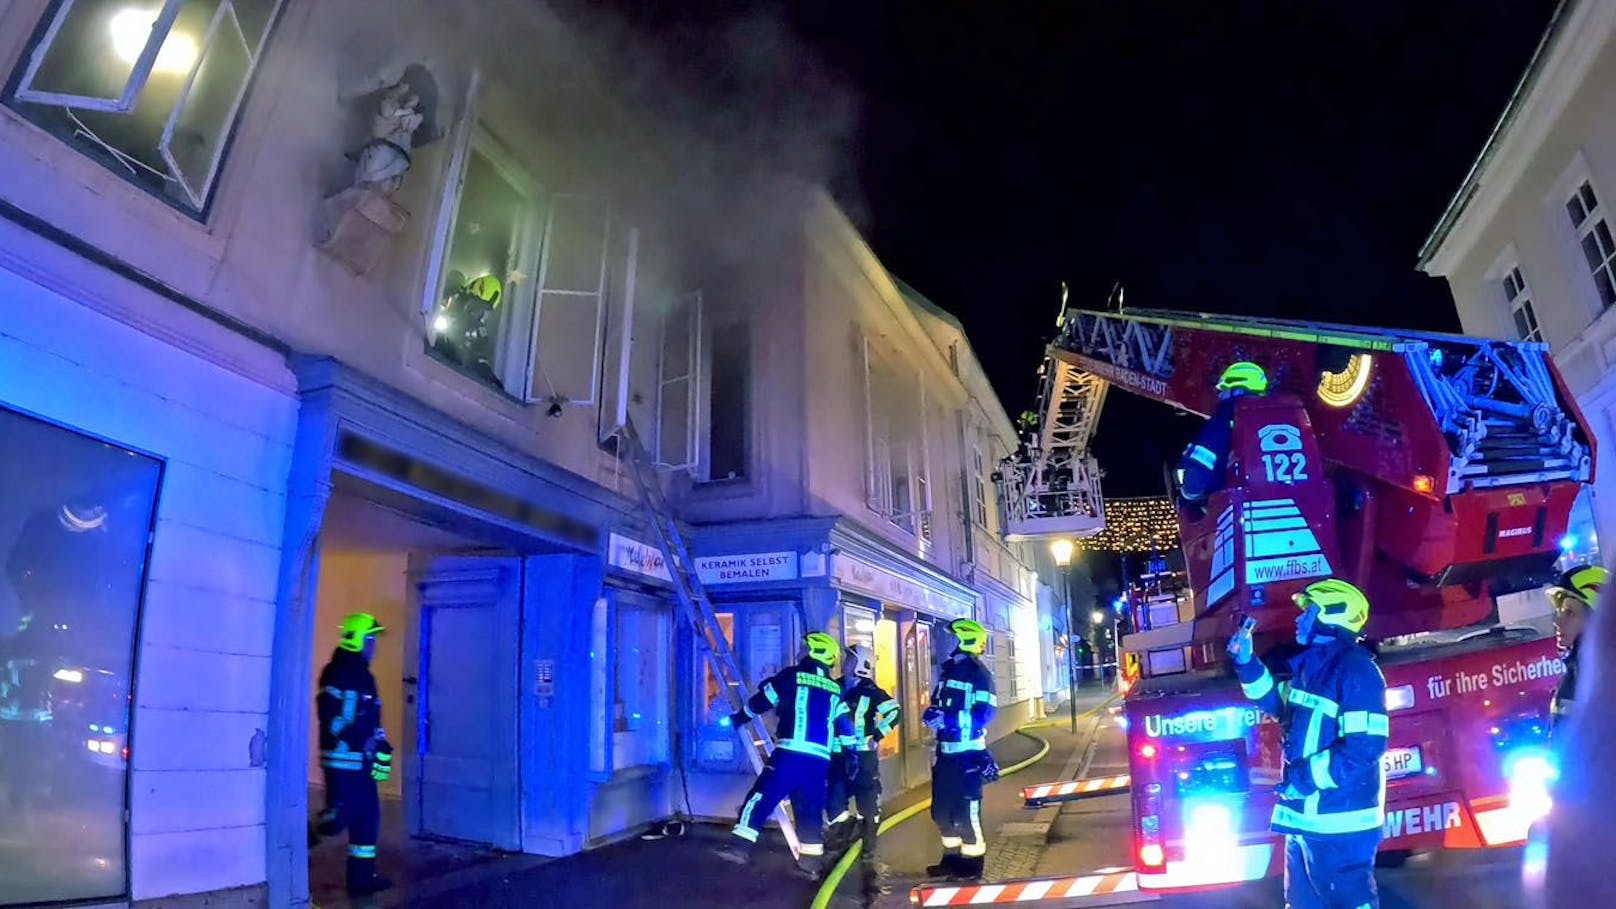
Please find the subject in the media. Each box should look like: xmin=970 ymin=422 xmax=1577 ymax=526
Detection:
xmin=612 ymin=598 xmax=670 ymax=769
xmin=874 ymin=616 xmax=901 ymax=759
xmin=6 ymin=0 xmax=284 ymax=215
xmin=693 ymin=606 xmax=789 ymax=769
xmin=424 ymin=124 xmax=609 ymax=402
xmin=0 ymin=406 xmax=162 ymax=905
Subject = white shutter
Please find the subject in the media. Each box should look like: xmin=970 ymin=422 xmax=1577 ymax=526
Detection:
xmin=918 ymin=373 xmax=933 ymax=541
xmin=607 ymin=227 xmax=640 ymax=433
xmin=528 ymin=195 xmax=611 ymax=404
xmin=862 ymin=334 xmax=880 ymax=510
xmin=655 ymin=292 xmax=702 ymax=472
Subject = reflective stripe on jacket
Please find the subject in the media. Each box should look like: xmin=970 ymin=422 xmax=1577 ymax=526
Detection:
xmin=932 ymin=652 xmax=996 ymax=753
xmin=743 ymin=658 xmax=857 ymax=759
xmin=1236 ymin=635 xmax=1387 ymax=836
xmin=843 ymin=678 xmax=899 ymax=752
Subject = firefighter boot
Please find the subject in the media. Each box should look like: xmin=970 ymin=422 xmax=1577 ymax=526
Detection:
xmin=795 ymin=852 xmax=826 ymax=880
xmin=346 ymin=858 xmax=392 ymax=896
xmin=955 ymin=854 xmax=986 ymax=881
xmin=925 ymin=854 xmax=965 ymax=878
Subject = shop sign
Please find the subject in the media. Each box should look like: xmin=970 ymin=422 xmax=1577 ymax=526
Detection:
xmin=833 ymin=554 xmax=972 ymax=619
xmin=608 ymin=534 xmax=799 ymax=585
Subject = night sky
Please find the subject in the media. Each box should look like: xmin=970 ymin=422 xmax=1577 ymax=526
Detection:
xmin=567 ymin=2 xmax=1560 ymax=495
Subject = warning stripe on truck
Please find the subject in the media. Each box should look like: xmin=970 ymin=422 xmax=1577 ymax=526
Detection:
xmin=1020 ymin=774 xmax=1131 ymax=806
xmin=911 ymin=869 xmax=1151 ymax=906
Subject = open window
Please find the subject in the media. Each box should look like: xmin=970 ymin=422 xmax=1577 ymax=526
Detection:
xmin=6 ymin=0 xmax=284 ymax=214
xmin=424 ymin=128 xmax=544 ymax=397
xmin=655 ymin=292 xmax=702 ymax=472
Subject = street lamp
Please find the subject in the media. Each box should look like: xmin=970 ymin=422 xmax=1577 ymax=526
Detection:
xmin=1091 ymin=609 xmax=1106 ymax=625
xmin=1049 ymin=539 xmax=1077 ymax=732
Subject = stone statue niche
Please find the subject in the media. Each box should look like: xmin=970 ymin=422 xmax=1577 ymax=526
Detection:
xmin=316 ymin=64 xmax=444 ymax=276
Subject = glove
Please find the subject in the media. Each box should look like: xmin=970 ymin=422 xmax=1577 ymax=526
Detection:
xmin=922 ymin=707 xmax=945 ymax=731
xmin=1227 ymin=625 xmax=1254 ymax=665
xmin=725 ymin=711 xmax=749 ymax=729
xmin=370 ymin=741 xmax=394 ymax=783
xmin=979 ymin=752 xmax=1001 ymax=783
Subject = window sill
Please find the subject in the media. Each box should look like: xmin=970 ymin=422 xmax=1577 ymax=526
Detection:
xmin=421 ymin=343 xmax=532 ymax=410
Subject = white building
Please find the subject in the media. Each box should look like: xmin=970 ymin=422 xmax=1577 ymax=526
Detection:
xmin=1418 ymin=0 xmax=1615 ymax=565
xmin=0 ymin=3 xmax=1059 ymax=908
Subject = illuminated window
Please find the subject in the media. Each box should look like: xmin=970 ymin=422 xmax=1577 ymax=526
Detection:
xmin=1566 ymin=180 xmax=1616 ymax=310
xmin=612 ymin=598 xmax=670 ymax=769
xmin=5 ymin=1 xmax=285 ymax=214
xmin=1501 ymin=266 xmax=1541 ymax=342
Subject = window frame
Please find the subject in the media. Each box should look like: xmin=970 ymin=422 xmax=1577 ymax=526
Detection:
xmin=859 ymin=335 xmax=930 ymax=534
xmin=695 ymin=307 xmax=751 ymax=484
xmin=1565 ymin=178 xmax=1616 ymax=312
xmin=421 ymin=119 xmax=549 ymax=399
xmin=7 ymin=0 xmax=286 ymax=216
xmin=1500 ymin=262 xmax=1542 ymax=343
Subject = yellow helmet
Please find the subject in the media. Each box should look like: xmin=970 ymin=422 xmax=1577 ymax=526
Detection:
xmin=338 ymin=612 xmax=385 ymax=652
xmin=1216 ymin=361 xmax=1270 ymax=395
xmin=463 ymin=274 xmax=503 ymax=307
xmin=804 ymin=632 xmax=839 ymax=666
xmin=1293 ymin=578 xmax=1369 ymax=635
xmin=948 ymin=618 xmax=989 ymax=655
xmin=1548 ymin=564 xmax=1608 ymax=612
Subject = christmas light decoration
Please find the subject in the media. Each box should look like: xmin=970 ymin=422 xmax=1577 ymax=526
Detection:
xmin=1074 ymin=496 xmax=1180 ymax=553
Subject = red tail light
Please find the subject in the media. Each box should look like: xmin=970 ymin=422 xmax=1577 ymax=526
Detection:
xmin=1139 ymin=842 xmax=1165 ymax=869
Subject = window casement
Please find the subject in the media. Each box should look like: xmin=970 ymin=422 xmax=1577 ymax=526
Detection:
xmin=860 ymin=335 xmax=931 ymax=534
xmin=1565 ymin=178 xmax=1616 ymax=310
xmin=421 ymin=110 xmax=610 ymax=402
xmin=1500 ymin=264 xmax=1542 ymax=342
xmin=6 ymin=0 xmax=286 ymax=214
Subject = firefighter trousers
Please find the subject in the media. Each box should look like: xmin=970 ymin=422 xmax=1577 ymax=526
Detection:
xmin=931 ymin=751 xmax=986 ymax=858
xmin=1284 ymin=830 xmax=1380 ymax=909
xmin=826 ymin=749 xmax=881 ymax=855
xmin=730 ymin=749 xmax=828 ymax=859
xmin=319 ymin=768 xmax=381 ymax=883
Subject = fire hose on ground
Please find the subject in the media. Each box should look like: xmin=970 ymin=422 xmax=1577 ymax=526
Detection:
xmin=809 ymin=695 xmax=1122 ymax=909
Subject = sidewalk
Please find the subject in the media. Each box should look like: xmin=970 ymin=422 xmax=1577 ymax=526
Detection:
xmin=310 ymin=688 xmax=1116 ymax=909
xmin=836 ymin=689 xmax=1117 ymax=909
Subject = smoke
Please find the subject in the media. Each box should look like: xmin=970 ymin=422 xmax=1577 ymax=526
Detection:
xmin=545 ymin=2 xmax=867 ymax=264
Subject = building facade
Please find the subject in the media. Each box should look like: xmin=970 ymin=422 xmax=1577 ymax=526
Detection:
xmin=0 ymin=2 xmax=1057 ymax=908
xmin=1418 ymin=0 xmax=1615 ymax=567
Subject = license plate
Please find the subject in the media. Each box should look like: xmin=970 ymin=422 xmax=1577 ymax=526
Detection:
xmin=1383 ymin=746 xmax=1423 ymax=779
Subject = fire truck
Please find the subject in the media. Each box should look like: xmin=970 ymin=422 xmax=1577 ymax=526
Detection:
xmin=996 ymin=303 xmax=1593 ymax=893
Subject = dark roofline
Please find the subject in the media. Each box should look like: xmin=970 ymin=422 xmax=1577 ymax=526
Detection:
xmin=1416 ymin=0 xmax=1573 ymax=269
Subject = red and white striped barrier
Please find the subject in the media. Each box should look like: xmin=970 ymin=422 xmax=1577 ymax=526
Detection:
xmin=910 ymin=868 xmax=1152 ymax=906
xmin=1020 ymin=774 xmax=1131 ymax=806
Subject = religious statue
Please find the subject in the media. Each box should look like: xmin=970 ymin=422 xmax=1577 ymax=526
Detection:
xmin=353 ymin=80 xmax=423 ymax=194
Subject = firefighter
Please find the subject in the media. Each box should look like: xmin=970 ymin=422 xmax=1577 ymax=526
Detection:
xmin=825 ymin=644 xmax=900 ymax=859
xmin=715 ymin=631 xmax=857 ymax=877
xmin=1177 ymin=361 xmax=1269 ymax=510
xmin=1229 ymin=578 xmax=1387 ymax=909
xmin=1547 ymin=564 xmax=1608 ymax=733
xmin=923 ymin=618 xmax=999 ymax=881
xmin=313 ymin=613 xmax=394 ymax=896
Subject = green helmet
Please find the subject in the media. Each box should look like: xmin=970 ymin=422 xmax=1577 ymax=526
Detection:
xmin=1293 ymin=578 xmax=1369 ymax=634
xmin=804 ymin=632 xmax=839 ymax=666
xmin=1216 ymin=361 xmax=1269 ymax=396
xmin=338 ymin=612 xmax=385 ymax=653
xmin=948 ymin=618 xmax=988 ymax=655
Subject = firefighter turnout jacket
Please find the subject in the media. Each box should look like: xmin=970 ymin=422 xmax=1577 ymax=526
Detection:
xmin=738 ymin=657 xmax=858 ymax=759
xmin=317 ymin=648 xmax=389 ymax=773
xmin=1551 ymin=639 xmax=1580 ymax=731
xmin=1236 ymin=634 xmax=1388 ymax=836
xmin=844 ymin=678 xmax=900 ymax=752
xmin=931 ymin=652 xmax=997 ymax=754
xmin=1177 ymin=396 xmax=1237 ymax=504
